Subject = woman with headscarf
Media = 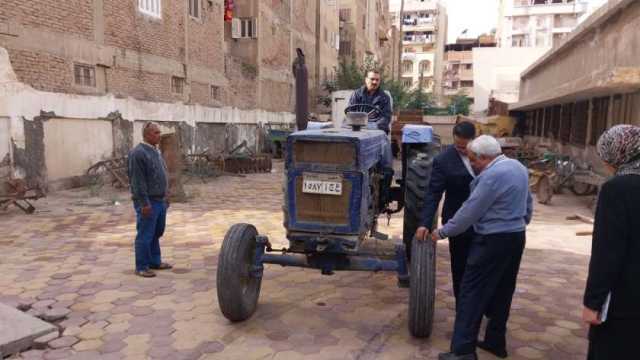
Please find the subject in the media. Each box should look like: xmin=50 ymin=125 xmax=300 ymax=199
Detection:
xmin=582 ymin=124 xmax=640 ymax=359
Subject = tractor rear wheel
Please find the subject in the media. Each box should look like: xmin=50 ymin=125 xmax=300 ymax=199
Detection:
xmin=216 ymin=223 xmax=262 ymax=322
xmin=403 ymin=148 xmax=437 ymax=260
xmin=403 ymin=145 xmax=438 ymax=338
xmin=408 ymin=235 xmax=436 ymax=338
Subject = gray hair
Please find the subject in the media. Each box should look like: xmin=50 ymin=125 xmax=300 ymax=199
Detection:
xmin=142 ymin=121 xmax=160 ymax=136
xmin=467 ymin=135 xmax=502 ymax=158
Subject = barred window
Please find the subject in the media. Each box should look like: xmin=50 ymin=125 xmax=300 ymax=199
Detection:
xmin=570 ymin=100 xmax=589 ymax=146
xmin=171 ymin=76 xmax=185 ymax=94
xmin=73 ymin=64 xmax=96 ymax=87
xmin=560 ymin=103 xmax=573 ymax=143
xmin=139 ymin=0 xmax=161 ymax=18
xmin=590 ymin=97 xmax=609 ymax=145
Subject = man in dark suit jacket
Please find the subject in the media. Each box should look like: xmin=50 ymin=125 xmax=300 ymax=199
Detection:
xmin=416 ymin=121 xmax=476 ymax=302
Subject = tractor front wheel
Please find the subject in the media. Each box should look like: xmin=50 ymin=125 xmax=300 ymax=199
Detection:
xmin=408 ymin=236 xmax=436 ymax=338
xmin=216 ymin=223 xmax=262 ymax=322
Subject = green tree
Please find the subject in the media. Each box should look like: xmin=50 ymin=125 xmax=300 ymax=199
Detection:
xmin=405 ymin=87 xmax=434 ymax=112
xmin=448 ymin=94 xmax=472 ymax=116
xmin=322 ymin=58 xmax=414 ymax=111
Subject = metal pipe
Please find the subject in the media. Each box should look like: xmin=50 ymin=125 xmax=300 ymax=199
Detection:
xmin=261 ymin=253 xmax=401 ymax=272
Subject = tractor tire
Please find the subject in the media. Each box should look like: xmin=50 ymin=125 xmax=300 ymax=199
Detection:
xmin=403 ymin=148 xmax=437 ymax=261
xmin=571 ymin=182 xmax=596 ymax=196
xmin=408 ymin=235 xmax=436 ymax=338
xmin=216 ymin=223 xmax=262 ymax=322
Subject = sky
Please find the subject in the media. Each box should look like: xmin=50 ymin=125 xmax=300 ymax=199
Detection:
xmin=441 ymin=0 xmax=500 ymax=43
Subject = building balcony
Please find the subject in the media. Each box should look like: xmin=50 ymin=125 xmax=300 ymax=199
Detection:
xmin=507 ymin=2 xmax=588 ymax=17
xmin=552 ymin=26 xmax=574 ymax=33
xmin=403 ymin=35 xmax=435 ymax=45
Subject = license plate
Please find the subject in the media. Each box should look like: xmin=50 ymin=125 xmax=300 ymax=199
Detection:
xmin=302 ymin=173 xmax=343 ymax=196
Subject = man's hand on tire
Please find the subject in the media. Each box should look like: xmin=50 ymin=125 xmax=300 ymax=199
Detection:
xmin=415 ymin=226 xmax=429 ymax=241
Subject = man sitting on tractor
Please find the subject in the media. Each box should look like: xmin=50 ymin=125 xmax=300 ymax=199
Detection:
xmin=348 ymin=69 xmax=393 ymax=134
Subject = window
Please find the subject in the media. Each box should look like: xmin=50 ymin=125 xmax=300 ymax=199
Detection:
xmin=73 ymin=64 xmax=96 ymax=87
xmin=464 ymin=64 xmax=472 ymax=70
xmin=171 ymin=76 xmax=185 ymax=94
xmin=402 ymin=78 xmax=413 ymax=88
xmin=543 ymin=107 xmax=552 ymax=137
xmin=419 ymin=60 xmax=431 ymax=74
xmin=590 ymin=97 xmax=609 ymax=145
xmin=362 ymin=15 xmax=366 ymax=30
xmin=210 ymin=85 xmax=219 ymax=100
xmin=324 ymin=27 xmax=328 ymax=43
xmin=138 ymin=0 xmax=161 ymax=18
xmin=231 ymin=18 xmax=257 ymax=39
xmin=551 ymin=105 xmax=561 ymax=139
xmin=560 ymin=103 xmax=573 ymax=143
xmin=339 ymin=9 xmax=351 ymax=22
xmin=339 ymin=41 xmax=351 ymax=56
xmin=188 ymin=0 xmax=200 ymax=19
xmin=402 ymin=60 xmax=413 ymax=74
xmin=570 ymin=100 xmax=589 ymax=146
xmin=460 ymin=81 xmax=473 ymax=87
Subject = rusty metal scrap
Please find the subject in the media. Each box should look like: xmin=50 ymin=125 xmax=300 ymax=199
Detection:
xmin=0 ymin=178 xmax=45 ymax=214
xmin=86 ymin=157 xmax=129 ymax=188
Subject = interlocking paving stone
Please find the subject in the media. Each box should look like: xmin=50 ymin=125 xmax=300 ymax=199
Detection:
xmin=0 ymin=303 xmax=57 ymax=357
xmin=0 ymin=162 xmax=598 ymax=359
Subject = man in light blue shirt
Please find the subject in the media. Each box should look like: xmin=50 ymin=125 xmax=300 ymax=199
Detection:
xmin=428 ymin=135 xmax=532 ymax=360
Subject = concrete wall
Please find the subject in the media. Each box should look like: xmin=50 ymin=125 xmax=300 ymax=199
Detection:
xmin=43 ymin=118 xmax=114 ymax=181
xmin=0 ymin=117 xmax=9 ymax=178
xmin=472 ymin=47 xmax=549 ymax=113
xmin=517 ymin=0 xmax=640 ymax=107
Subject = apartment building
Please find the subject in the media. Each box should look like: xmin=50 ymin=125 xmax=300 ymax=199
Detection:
xmin=443 ymin=35 xmax=496 ymax=100
xmin=497 ymin=0 xmax=592 ymax=48
xmin=338 ymin=0 xmax=391 ymax=66
xmin=388 ymin=0 xmax=447 ymax=100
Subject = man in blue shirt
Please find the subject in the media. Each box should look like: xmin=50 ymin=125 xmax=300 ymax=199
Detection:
xmin=128 ymin=122 xmax=173 ymax=278
xmin=427 ymin=135 xmax=532 ymax=360
xmin=348 ymin=70 xmax=392 ymax=134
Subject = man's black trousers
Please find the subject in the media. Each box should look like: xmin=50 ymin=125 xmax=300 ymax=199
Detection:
xmin=449 ymin=231 xmax=474 ymax=302
xmin=450 ymin=231 xmax=526 ymax=355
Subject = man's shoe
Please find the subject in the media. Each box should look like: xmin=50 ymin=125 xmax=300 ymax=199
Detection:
xmin=438 ymin=352 xmax=477 ymax=360
xmin=397 ymin=277 xmax=410 ymax=288
xmin=150 ymin=262 xmax=173 ymax=270
xmin=136 ymin=269 xmax=156 ymax=278
xmin=477 ymin=341 xmax=508 ymax=358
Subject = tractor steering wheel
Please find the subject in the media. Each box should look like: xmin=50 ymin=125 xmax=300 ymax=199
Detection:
xmin=344 ymin=103 xmax=382 ymax=120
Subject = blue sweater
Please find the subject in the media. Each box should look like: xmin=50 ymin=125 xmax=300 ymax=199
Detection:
xmin=128 ymin=143 xmax=168 ymax=206
xmin=440 ymin=155 xmax=533 ymax=238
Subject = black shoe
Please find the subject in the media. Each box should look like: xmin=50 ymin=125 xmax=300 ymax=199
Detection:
xmin=135 ymin=269 xmax=156 ymax=278
xmin=397 ymin=276 xmax=410 ymax=288
xmin=437 ymin=352 xmax=477 ymax=360
xmin=477 ymin=341 xmax=508 ymax=358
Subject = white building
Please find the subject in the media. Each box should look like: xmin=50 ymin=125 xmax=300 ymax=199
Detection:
xmin=497 ymin=0 xmax=594 ymax=48
xmin=472 ymin=47 xmax=550 ymax=113
xmin=389 ymin=0 xmax=447 ymax=100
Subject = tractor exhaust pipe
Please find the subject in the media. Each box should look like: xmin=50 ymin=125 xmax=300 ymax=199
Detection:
xmin=292 ymin=48 xmax=309 ymax=131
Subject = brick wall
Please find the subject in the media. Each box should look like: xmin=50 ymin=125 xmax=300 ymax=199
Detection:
xmin=186 ymin=1 xmax=225 ymax=71
xmin=225 ymin=56 xmax=258 ymax=109
xmin=104 ymin=0 xmax=184 ymax=61
xmin=0 ymin=0 xmax=94 ymax=40
xmin=7 ymin=49 xmax=73 ymax=93
xmin=107 ymin=67 xmax=182 ymax=103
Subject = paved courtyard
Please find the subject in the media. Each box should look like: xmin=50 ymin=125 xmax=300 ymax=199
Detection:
xmin=0 ymin=161 xmax=596 ymax=359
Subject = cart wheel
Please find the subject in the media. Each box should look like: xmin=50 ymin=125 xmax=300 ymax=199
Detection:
xmin=216 ymin=223 xmax=262 ymax=322
xmin=408 ymin=236 xmax=436 ymax=338
xmin=537 ymin=175 xmax=553 ymax=205
xmin=571 ymin=182 xmax=596 ymax=196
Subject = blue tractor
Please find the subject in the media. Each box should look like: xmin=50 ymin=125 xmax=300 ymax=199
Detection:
xmin=216 ymin=104 xmax=440 ymax=337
